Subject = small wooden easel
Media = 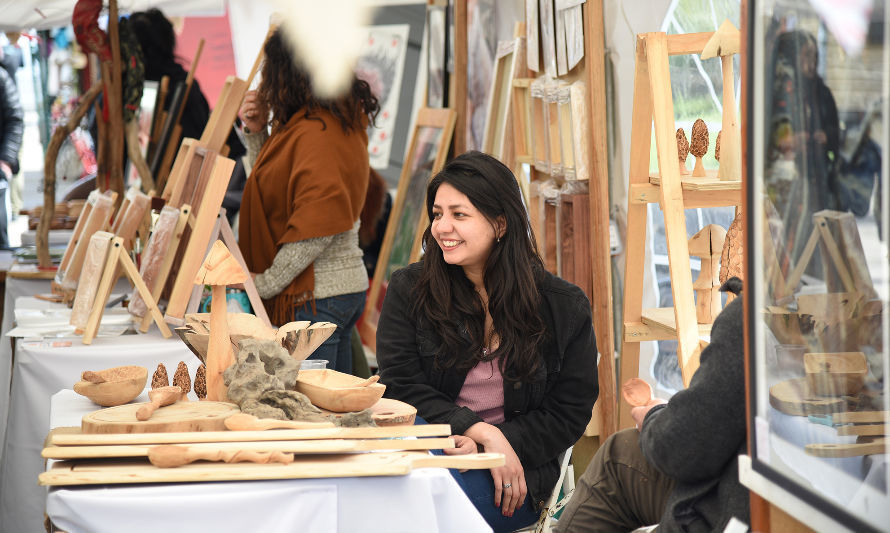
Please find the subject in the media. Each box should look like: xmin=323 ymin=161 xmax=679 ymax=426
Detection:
xmin=81 ymin=235 xmax=171 ymax=344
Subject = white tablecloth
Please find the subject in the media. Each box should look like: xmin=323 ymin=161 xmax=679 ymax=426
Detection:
xmin=0 ymin=330 xmax=198 ymax=533
xmin=43 ymin=391 xmax=490 ymax=533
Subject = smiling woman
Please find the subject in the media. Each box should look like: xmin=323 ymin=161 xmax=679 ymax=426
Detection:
xmin=376 ymin=151 xmax=599 ymax=533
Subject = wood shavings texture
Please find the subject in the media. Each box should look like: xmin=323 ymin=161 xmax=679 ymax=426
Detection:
xmin=151 ymin=364 xmax=169 ymax=389
xmin=690 ymin=119 xmax=709 ymax=157
xmin=715 ymin=130 xmax=722 ymax=161
xmin=720 ymin=209 xmax=744 ymax=284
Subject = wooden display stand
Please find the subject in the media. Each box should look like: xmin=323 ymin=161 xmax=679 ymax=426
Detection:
xmin=618 ymin=29 xmax=742 ymax=428
xmin=80 ymin=235 xmax=171 ymax=345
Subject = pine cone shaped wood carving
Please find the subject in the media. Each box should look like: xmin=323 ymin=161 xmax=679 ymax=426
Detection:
xmin=173 ymin=361 xmax=191 ymax=396
xmin=715 ymin=130 xmax=722 ymax=161
xmin=677 ymin=128 xmax=690 ymax=175
xmin=151 ymin=364 xmax=169 ymax=389
xmin=194 ymin=365 xmax=207 ymax=399
xmin=690 ymin=119 xmax=709 ymax=177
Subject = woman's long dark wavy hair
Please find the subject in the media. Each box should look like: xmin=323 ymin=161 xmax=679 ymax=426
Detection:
xmin=258 ymin=28 xmax=380 ymax=133
xmin=413 ymin=151 xmax=547 ymax=382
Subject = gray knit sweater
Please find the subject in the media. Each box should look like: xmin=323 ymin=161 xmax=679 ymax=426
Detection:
xmin=242 ymin=129 xmax=369 ymax=300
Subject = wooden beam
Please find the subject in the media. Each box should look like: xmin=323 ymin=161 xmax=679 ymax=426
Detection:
xmin=453 ymin=0 xmax=467 ymax=154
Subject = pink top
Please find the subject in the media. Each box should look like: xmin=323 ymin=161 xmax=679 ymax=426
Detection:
xmin=456 ymin=356 xmax=505 ymax=424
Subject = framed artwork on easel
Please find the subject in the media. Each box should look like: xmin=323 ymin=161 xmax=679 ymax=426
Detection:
xmin=360 ymin=107 xmax=456 ymax=349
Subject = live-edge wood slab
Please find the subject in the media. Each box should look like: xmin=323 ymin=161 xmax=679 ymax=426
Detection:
xmin=82 ymin=401 xmax=239 ymax=434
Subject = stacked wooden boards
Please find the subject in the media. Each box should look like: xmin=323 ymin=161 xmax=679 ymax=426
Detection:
xmin=40 ymin=402 xmax=501 ymax=486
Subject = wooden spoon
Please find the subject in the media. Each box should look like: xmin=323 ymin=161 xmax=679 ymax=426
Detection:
xmin=147 ymin=445 xmax=294 ymax=468
xmin=356 ymin=375 xmax=380 ymax=387
xmin=622 ymin=378 xmax=655 ymax=407
xmin=224 ymin=413 xmax=336 ymax=431
xmin=136 ymin=386 xmax=182 ymax=421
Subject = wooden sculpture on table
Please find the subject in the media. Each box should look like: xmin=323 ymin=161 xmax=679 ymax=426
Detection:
xmin=690 ymin=119 xmax=709 ymax=177
xmin=701 ymin=19 xmax=741 ymax=181
xmin=194 ymin=240 xmax=248 ymax=402
xmin=689 ymin=224 xmax=727 ymax=324
xmin=676 ymin=128 xmax=690 ymax=175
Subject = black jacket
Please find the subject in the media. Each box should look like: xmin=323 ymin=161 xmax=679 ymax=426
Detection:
xmin=640 ymin=297 xmax=749 ymax=532
xmin=377 ymin=262 xmax=598 ymax=509
xmin=0 ymin=67 xmax=23 ymax=176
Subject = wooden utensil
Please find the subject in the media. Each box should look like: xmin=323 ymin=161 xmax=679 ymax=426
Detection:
xmin=50 ymin=423 xmax=452 ymax=446
xmin=43 ymin=436 xmax=456 ymax=460
xmin=82 ymin=400 xmax=240 ymax=434
xmin=357 ymin=375 xmax=380 ymax=387
xmin=136 ymin=386 xmax=183 ymax=421
xmin=832 ymin=411 xmax=887 ymax=424
xmin=40 ymin=451 xmax=505 ymax=486
xmin=805 ymin=438 xmax=887 ymax=458
xmin=836 ymin=424 xmax=885 ymax=437
xmin=148 ymin=445 xmax=294 ymax=468
xmin=73 ymin=366 xmax=149 ymax=407
xmin=224 ymin=413 xmax=335 ymax=431
xmin=622 ymin=378 xmax=655 ymax=407
xmin=294 ymin=369 xmax=386 ymax=412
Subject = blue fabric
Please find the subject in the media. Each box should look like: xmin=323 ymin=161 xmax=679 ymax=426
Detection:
xmin=295 ymin=291 xmax=366 ymax=374
xmin=417 ymin=417 xmax=539 ymax=533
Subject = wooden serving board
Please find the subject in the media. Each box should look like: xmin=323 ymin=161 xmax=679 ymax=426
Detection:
xmin=49 ymin=424 xmax=452 ymax=446
xmin=319 ymin=397 xmax=417 ymax=426
xmin=39 ymin=451 xmax=504 ymax=486
xmin=836 ymin=424 xmax=886 ymax=437
xmin=769 ymin=378 xmax=846 ymax=417
xmin=82 ymin=401 xmax=240 ymax=434
xmin=832 ymin=411 xmax=887 ymax=424
xmin=43 ymin=437 xmax=456 ymax=460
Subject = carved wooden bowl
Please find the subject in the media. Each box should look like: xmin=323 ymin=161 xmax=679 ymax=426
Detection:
xmin=73 ymin=365 xmax=148 ymax=406
xmin=295 ymin=369 xmax=386 ymax=413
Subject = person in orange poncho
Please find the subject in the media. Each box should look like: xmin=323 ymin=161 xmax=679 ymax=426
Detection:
xmin=238 ymin=28 xmax=379 ymax=374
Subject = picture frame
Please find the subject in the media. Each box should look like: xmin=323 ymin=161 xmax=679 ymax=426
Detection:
xmin=360 ymin=107 xmax=457 ymax=348
xmin=427 ymin=1 xmax=450 ymax=108
xmin=482 ymin=37 xmax=523 ymax=163
xmin=744 ymin=1 xmax=890 ymax=531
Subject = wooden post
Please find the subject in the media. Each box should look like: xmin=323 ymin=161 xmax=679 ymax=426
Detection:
xmin=453 ymin=0 xmax=467 ymax=154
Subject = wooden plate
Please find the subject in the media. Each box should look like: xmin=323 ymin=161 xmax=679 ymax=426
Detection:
xmin=82 ymin=401 xmax=240 ymax=434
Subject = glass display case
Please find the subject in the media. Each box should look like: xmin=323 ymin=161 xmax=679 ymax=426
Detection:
xmin=746 ymin=1 xmax=889 ymax=530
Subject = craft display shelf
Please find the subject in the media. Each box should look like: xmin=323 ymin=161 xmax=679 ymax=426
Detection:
xmin=618 ymin=29 xmax=742 ymax=429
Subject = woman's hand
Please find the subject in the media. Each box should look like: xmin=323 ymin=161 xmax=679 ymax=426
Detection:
xmin=443 ymin=434 xmax=477 ymax=455
xmin=465 ymin=422 xmax=527 ymax=517
xmin=238 ymin=90 xmax=268 ymax=133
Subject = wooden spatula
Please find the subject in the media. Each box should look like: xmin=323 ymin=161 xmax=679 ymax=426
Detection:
xmin=136 ymin=386 xmax=182 ymax=421
xmin=147 ymin=445 xmax=294 ymax=468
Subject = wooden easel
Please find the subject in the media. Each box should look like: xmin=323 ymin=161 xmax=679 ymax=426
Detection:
xmin=82 ymin=236 xmax=171 ymax=344
xmin=618 ymin=29 xmax=742 ymax=428
xmin=135 ymin=205 xmax=191 ymax=333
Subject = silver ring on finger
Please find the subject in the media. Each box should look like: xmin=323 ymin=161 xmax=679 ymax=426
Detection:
xmin=503 ymin=482 xmax=512 ymax=489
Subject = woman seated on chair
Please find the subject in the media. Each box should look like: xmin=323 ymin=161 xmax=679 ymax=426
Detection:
xmin=376 ymin=151 xmax=598 ymax=533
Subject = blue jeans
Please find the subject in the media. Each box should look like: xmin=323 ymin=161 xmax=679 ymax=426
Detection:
xmin=294 ymin=291 xmax=366 ymax=374
xmin=418 ymin=418 xmax=539 ymax=533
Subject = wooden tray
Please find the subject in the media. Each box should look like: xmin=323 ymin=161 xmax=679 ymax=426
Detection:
xmin=39 ymin=451 xmax=504 ymax=486
xmin=82 ymin=401 xmax=240 ymax=434
xmin=49 ymin=424 xmax=452 ymax=446
xmin=769 ymin=378 xmax=847 ymax=416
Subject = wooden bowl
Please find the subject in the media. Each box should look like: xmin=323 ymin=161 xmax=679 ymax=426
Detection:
xmin=73 ymin=365 xmax=148 ymax=406
xmin=804 ymin=352 xmax=867 ymax=397
xmin=294 ymin=369 xmax=386 ymax=413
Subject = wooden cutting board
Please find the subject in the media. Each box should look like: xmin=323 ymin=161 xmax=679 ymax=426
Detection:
xmin=318 ymin=397 xmax=417 ymax=426
xmin=82 ymin=401 xmax=240 ymax=434
xmin=43 ymin=436 xmax=456 ymax=460
xmin=39 ymin=451 xmax=504 ymax=486
xmin=50 ymin=424 xmax=452 ymax=446
xmin=769 ymin=378 xmax=846 ymax=417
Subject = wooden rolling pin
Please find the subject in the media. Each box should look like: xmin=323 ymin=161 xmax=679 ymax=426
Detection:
xmin=148 ymin=445 xmax=294 ymax=468
xmin=136 ymin=386 xmax=182 ymax=421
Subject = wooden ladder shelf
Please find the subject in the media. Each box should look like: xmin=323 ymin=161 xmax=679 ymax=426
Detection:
xmin=619 ymin=29 xmax=742 ymax=428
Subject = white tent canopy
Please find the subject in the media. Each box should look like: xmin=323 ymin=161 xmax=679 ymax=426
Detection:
xmin=0 ymin=0 xmax=225 ymax=31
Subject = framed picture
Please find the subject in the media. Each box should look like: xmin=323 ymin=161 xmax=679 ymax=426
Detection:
xmin=744 ymin=1 xmax=889 ymax=531
xmin=427 ymin=2 xmax=449 ymax=108
xmin=355 ymin=2 xmax=427 ymax=189
xmin=360 ymin=108 xmax=457 ymax=347
xmin=482 ymin=37 xmax=522 ymax=162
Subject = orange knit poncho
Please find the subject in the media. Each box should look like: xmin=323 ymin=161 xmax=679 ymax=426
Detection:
xmin=239 ymin=109 xmax=369 ymax=325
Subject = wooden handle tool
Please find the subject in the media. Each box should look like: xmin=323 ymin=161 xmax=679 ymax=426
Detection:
xmin=136 ymin=386 xmax=182 ymax=421
xmin=148 ymin=445 xmax=294 ymax=468
xmin=357 ymin=375 xmax=380 ymax=387
xmin=224 ymin=413 xmax=336 ymax=431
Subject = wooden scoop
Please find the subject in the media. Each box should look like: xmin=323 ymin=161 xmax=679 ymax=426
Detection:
xmin=224 ymin=413 xmax=336 ymax=431
xmin=147 ymin=445 xmax=294 ymax=468
xmin=622 ymin=378 xmax=655 ymax=407
xmin=136 ymin=386 xmax=182 ymax=421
